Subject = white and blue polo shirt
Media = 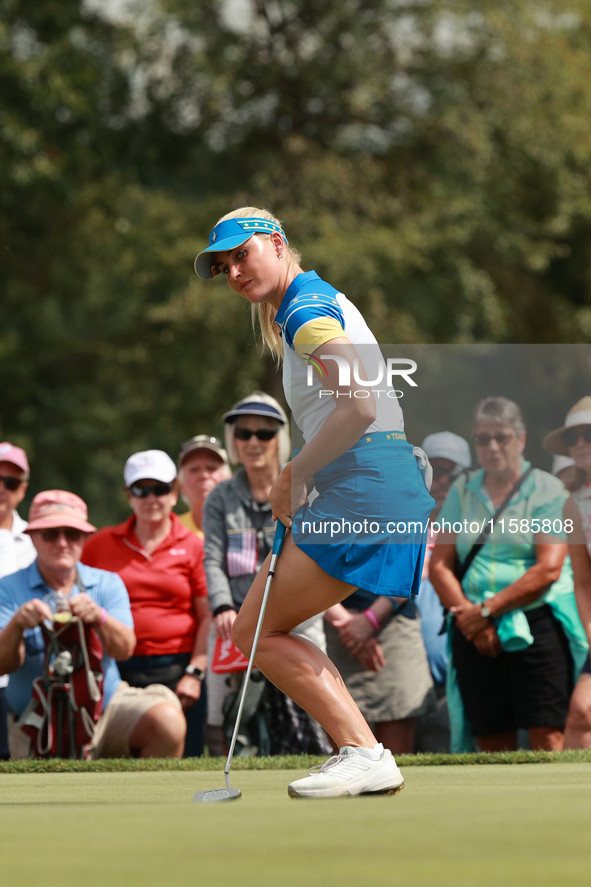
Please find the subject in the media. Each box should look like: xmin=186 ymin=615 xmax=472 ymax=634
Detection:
xmin=274 ymin=271 xmax=405 ymax=443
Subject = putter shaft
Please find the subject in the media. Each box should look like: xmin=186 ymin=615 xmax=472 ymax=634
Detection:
xmin=224 ymin=537 xmax=283 ymax=777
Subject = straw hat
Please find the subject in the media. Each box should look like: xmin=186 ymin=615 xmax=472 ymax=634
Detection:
xmin=543 ymin=397 xmax=591 ymax=456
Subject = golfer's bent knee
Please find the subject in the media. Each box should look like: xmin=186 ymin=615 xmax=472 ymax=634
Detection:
xmin=231 ymin=613 xmax=252 ymax=657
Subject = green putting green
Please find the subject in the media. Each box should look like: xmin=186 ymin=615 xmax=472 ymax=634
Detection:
xmin=1 ymin=764 xmax=590 ymax=887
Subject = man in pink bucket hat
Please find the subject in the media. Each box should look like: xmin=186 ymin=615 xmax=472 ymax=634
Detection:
xmin=0 ymin=489 xmax=187 ymax=759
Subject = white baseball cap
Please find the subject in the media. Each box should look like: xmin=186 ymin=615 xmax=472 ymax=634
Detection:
xmin=124 ymin=450 xmax=177 ymax=488
xmin=551 ymin=455 xmax=576 ymax=477
xmin=421 ymin=432 xmax=472 ymax=469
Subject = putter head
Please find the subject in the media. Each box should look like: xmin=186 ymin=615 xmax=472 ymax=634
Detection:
xmin=193 ymin=787 xmax=242 ymax=803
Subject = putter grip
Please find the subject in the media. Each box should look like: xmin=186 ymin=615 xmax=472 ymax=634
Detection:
xmin=272 ymin=520 xmax=286 ymax=555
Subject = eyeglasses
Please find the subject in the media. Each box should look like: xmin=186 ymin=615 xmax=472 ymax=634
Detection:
xmin=0 ymin=475 xmax=24 ymax=492
xmin=473 ymin=432 xmax=516 ymax=447
xmin=233 ymin=429 xmax=278 ymax=442
xmin=40 ymin=528 xmax=85 ymax=543
xmin=129 ymin=482 xmax=175 ymax=498
xmin=562 ymin=428 xmax=591 ymax=447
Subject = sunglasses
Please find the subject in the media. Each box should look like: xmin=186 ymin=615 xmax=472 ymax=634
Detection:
xmin=40 ymin=528 xmax=85 ymax=543
xmin=233 ymin=428 xmax=278 ymax=442
xmin=0 ymin=475 xmax=25 ymax=492
xmin=562 ymin=428 xmax=591 ymax=447
xmin=473 ymin=432 xmax=516 ymax=447
xmin=129 ymin=482 xmax=175 ymax=498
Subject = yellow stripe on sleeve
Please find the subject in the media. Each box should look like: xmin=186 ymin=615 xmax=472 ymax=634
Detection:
xmin=293 ymin=318 xmax=346 ymax=357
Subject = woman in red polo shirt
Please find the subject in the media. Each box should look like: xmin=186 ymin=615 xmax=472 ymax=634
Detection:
xmin=82 ymin=449 xmax=211 ymax=756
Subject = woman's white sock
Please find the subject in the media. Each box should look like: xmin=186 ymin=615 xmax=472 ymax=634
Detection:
xmin=352 ymin=743 xmax=384 ymax=761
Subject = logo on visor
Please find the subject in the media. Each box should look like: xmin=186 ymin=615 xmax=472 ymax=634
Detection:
xmin=212 ymin=231 xmax=217 ymax=242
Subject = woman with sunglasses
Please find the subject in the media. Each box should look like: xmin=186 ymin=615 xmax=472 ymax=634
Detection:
xmin=196 ymin=209 xmax=434 ymax=798
xmin=203 ymin=392 xmax=331 ymax=757
xmin=544 ymin=397 xmax=591 ymax=747
xmin=430 ymin=397 xmax=588 ymax=752
xmin=82 ymin=449 xmax=211 ymax=756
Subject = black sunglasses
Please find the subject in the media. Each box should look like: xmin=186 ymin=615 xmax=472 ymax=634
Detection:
xmin=233 ymin=428 xmax=278 ymax=442
xmin=473 ymin=432 xmax=516 ymax=447
xmin=562 ymin=428 xmax=591 ymax=447
xmin=40 ymin=527 xmax=84 ymax=543
xmin=129 ymin=482 xmax=175 ymax=498
xmin=0 ymin=475 xmax=24 ymax=492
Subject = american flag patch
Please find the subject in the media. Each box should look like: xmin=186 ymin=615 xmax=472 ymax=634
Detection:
xmin=226 ymin=529 xmax=258 ymax=577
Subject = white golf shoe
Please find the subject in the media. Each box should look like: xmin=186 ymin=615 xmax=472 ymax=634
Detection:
xmin=288 ymin=746 xmax=405 ymax=799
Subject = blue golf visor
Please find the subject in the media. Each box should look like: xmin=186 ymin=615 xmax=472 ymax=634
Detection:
xmin=194 ymin=217 xmax=287 ymax=279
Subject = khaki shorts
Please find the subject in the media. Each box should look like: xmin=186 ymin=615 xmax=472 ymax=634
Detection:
xmin=325 ymin=611 xmax=435 ymax=723
xmin=8 ymin=681 xmax=181 ymax=760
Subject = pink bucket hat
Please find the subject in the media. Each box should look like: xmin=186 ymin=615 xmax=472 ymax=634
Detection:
xmin=0 ymin=442 xmax=30 ymax=476
xmin=25 ymin=490 xmax=96 ymax=534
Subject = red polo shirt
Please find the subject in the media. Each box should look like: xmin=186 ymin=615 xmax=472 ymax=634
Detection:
xmin=82 ymin=513 xmax=208 ymax=656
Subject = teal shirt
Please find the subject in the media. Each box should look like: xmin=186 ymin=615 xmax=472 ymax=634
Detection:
xmin=438 ymin=461 xmax=572 ymax=606
xmin=439 ymin=462 xmax=589 ymax=752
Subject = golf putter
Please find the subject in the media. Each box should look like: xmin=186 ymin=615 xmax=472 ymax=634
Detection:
xmin=193 ymin=519 xmax=286 ymax=803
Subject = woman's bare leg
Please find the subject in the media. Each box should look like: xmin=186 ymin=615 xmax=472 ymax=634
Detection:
xmin=529 ymin=726 xmax=563 ymax=751
xmin=375 ymin=718 xmax=416 ymax=755
xmin=564 ymin=674 xmax=591 ymax=749
xmin=476 ymin=730 xmax=517 ymax=752
xmin=232 ymin=533 xmax=377 ymax=750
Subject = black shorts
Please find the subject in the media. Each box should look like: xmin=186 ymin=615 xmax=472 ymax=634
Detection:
xmin=451 ymin=605 xmax=574 ymax=736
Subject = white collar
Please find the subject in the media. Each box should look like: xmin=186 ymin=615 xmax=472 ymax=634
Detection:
xmin=10 ymin=511 xmax=29 ymax=539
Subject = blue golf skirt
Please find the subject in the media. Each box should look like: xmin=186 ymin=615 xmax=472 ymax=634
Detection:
xmin=292 ymin=433 xmax=435 ymax=598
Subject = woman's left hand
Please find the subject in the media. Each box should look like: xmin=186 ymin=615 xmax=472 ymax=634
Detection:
xmin=355 ymin=638 xmax=386 ymax=672
xmin=175 ymin=674 xmax=202 ymax=710
xmin=450 ymin=601 xmax=490 ymax=641
xmin=270 ymin=461 xmax=308 ymax=528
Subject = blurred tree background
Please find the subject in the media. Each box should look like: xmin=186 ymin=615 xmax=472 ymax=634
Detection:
xmin=1 ymin=0 xmax=591 ymax=524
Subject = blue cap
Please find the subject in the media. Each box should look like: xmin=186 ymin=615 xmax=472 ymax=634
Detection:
xmin=222 ymin=400 xmax=287 ymax=424
xmin=194 ymin=217 xmax=288 ymax=279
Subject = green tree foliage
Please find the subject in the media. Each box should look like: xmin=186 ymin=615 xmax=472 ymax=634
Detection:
xmin=2 ymin=0 xmax=591 ymax=522
xmin=161 ymin=0 xmax=591 ymax=343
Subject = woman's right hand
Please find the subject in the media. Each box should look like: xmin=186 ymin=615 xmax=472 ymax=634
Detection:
xmin=472 ymin=623 xmax=501 ymax=658
xmin=214 ymin=609 xmax=237 ymax=639
xmin=270 ymin=461 xmax=308 ymax=528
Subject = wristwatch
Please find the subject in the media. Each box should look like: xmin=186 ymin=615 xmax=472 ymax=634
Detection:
xmin=184 ymin=665 xmax=206 ymax=681
xmin=480 ymin=603 xmax=493 ymax=619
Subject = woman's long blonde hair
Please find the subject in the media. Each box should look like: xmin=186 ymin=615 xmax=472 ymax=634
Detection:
xmin=216 ymin=207 xmax=302 ymax=362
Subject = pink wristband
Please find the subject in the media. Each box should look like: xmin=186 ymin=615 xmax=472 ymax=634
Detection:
xmin=97 ymin=607 xmax=108 ymax=627
xmin=363 ymin=608 xmax=381 ymax=632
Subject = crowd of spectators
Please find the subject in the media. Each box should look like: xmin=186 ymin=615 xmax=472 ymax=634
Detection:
xmin=1 ymin=392 xmax=591 ymax=759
